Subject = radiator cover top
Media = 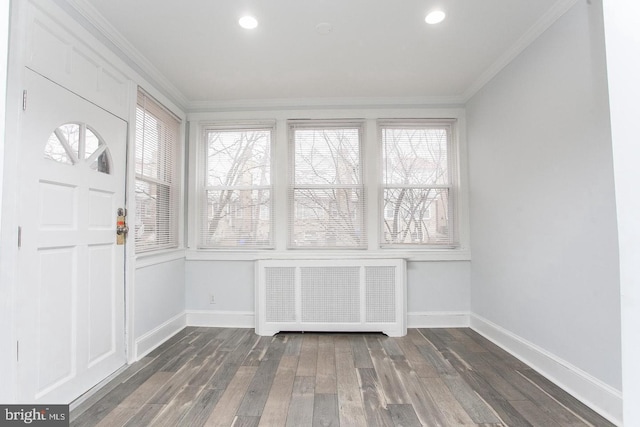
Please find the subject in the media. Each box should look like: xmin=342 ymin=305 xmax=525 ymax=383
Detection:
xmin=256 ymin=259 xmax=406 ymax=337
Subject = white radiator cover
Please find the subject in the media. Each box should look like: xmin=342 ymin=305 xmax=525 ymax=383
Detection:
xmin=255 ymin=259 xmax=406 ymax=337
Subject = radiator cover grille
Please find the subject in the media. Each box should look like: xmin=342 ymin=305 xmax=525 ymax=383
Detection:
xmin=256 ymin=259 xmax=406 ymax=337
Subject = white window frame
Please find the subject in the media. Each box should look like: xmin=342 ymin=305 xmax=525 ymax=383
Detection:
xmin=288 ymin=120 xmax=367 ymax=250
xmin=198 ymin=122 xmax=275 ymax=249
xmin=379 ymin=119 xmax=459 ymax=249
xmin=187 ymin=109 xmax=469 ymax=261
xmin=134 ymin=90 xmax=182 ymax=254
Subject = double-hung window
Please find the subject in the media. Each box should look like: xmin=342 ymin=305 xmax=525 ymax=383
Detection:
xmin=289 ymin=121 xmax=366 ymax=249
xmin=134 ymin=90 xmax=181 ymax=252
xmin=200 ymin=124 xmax=273 ymax=248
xmin=380 ymin=120 xmax=457 ymax=247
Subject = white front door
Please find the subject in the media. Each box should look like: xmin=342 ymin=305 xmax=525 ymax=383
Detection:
xmin=16 ymin=69 xmax=127 ymax=403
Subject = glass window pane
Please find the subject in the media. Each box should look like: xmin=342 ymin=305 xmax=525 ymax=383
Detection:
xmin=294 ymin=128 xmax=361 ymax=185
xmin=291 ymin=188 xmax=365 ymax=248
xmin=382 ymin=128 xmax=449 ymax=185
xmin=44 ymin=133 xmax=73 ymax=165
xmin=89 ymin=151 xmax=111 ymax=174
xmin=58 ymin=123 xmax=81 ymax=160
xmin=203 ymin=189 xmax=271 ymax=248
xmin=85 ymin=128 xmax=100 ymax=159
xmin=135 ymin=107 xmax=160 ymax=179
xmin=382 ymin=188 xmax=450 ymax=245
xmin=206 ymin=130 xmax=271 ymax=187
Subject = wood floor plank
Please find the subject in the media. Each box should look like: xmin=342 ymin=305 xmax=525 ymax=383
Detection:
xmin=204 ymin=366 xmax=258 ymax=427
xmin=365 ymin=336 xmax=411 ymax=404
xmin=510 ymin=400 xmax=564 ymax=427
xmin=207 ymin=332 xmax=264 ymax=390
xmin=312 ymin=393 xmax=339 ymax=427
xmin=92 ymin=371 xmax=174 ymax=427
xmin=335 ymin=342 xmax=366 ymax=427
xmin=188 ymin=350 xmax=231 ymax=389
xmin=122 ymin=403 xmax=165 ymax=427
xmin=517 ymin=368 xmax=616 ymax=427
xmin=242 ymin=336 xmax=272 ymax=367
xmin=485 ymin=362 xmax=586 ymax=425
xmin=231 ymin=416 xmax=260 ymax=427
xmin=395 ymin=336 xmax=438 ymax=378
xmin=441 ymin=374 xmax=502 ymax=424
xmin=286 ymin=376 xmax=315 ymax=427
xmin=258 ymin=355 xmax=299 ymax=427
xmin=418 ymin=377 xmax=476 ymax=425
xmin=350 ymin=335 xmax=374 ymax=368
xmin=416 ymin=342 xmax=458 ymax=376
xmin=388 ymin=404 xmax=421 ymax=427
xmin=150 ymin=385 xmax=202 ymax=427
xmin=283 ymin=333 xmax=303 ymax=356
xmin=297 ymin=334 xmax=319 ymax=376
xmin=315 ymin=335 xmax=337 ymax=394
xmin=178 ymin=388 xmax=225 ymax=427
xmin=148 ymin=356 xmax=205 ymax=404
xmin=379 ymin=336 xmax=404 ymax=358
xmin=442 ymin=348 xmax=532 ymax=426
xmin=357 ymin=368 xmax=395 ymax=427
xmin=71 ymin=328 xmax=613 ymax=427
xmin=236 ymin=336 xmax=286 ymax=416
xmin=392 ymin=356 xmax=448 ymax=426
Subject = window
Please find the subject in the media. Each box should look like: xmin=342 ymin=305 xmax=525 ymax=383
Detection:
xmin=200 ymin=125 xmax=273 ymax=248
xmin=135 ymin=90 xmax=181 ymax=252
xmin=289 ymin=121 xmax=366 ymax=248
xmin=380 ymin=120 xmax=456 ymax=247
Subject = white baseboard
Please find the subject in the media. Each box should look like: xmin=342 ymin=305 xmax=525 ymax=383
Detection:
xmin=186 ymin=310 xmax=255 ymax=328
xmin=134 ymin=312 xmax=187 ymax=360
xmin=470 ymin=314 xmax=622 ymax=426
xmin=408 ymin=311 xmax=470 ymax=328
xmin=185 ymin=310 xmax=469 ymax=331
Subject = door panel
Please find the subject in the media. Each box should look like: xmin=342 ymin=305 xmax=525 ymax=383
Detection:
xmin=17 ymin=69 xmax=127 ymax=403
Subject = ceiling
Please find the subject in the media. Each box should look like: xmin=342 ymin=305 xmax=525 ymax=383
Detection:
xmin=78 ymin=0 xmax=572 ymax=108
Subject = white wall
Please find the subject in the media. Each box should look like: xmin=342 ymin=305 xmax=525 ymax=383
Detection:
xmin=466 ymin=0 xmax=621 ymax=422
xmin=134 ymin=258 xmax=186 ymax=357
xmin=603 ymin=1 xmax=640 ymax=425
xmin=185 ymin=260 xmax=470 ymax=326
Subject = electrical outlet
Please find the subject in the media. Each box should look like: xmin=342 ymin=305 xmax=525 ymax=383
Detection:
xmin=209 ymin=294 xmax=216 ymax=304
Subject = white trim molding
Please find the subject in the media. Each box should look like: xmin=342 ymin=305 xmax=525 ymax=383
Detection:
xmin=470 ymin=314 xmax=622 ymax=426
xmin=186 ymin=310 xmax=255 ymax=329
xmin=462 ymin=0 xmax=580 ymax=102
xmin=185 ymin=310 xmax=470 ymax=331
xmin=134 ymin=312 xmax=187 ymax=360
xmin=408 ymin=311 xmax=470 ymax=328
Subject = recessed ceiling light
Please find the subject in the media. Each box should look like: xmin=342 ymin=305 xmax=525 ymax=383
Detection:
xmin=425 ymin=10 xmax=446 ymax=25
xmin=239 ymin=16 xmax=258 ymax=29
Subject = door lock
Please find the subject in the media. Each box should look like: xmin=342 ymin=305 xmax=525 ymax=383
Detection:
xmin=116 ymin=208 xmax=128 ymax=245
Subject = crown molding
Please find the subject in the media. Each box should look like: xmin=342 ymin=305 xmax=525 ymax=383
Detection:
xmin=61 ymin=0 xmax=578 ymax=113
xmin=63 ymin=0 xmax=189 ymax=110
xmin=462 ymin=0 xmax=580 ymax=103
xmin=187 ymin=95 xmax=466 ymax=113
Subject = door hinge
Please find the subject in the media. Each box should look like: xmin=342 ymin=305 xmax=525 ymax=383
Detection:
xmin=16 ymin=341 xmax=19 ymax=362
xmin=17 ymin=226 xmax=21 ymax=248
xmin=22 ymin=90 xmax=27 ymax=110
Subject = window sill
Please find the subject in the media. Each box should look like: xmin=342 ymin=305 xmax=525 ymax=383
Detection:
xmin=185 ymin=248 xmax=470 ymax=262
xmin=135 ymin=248 xmax=186 ymax=268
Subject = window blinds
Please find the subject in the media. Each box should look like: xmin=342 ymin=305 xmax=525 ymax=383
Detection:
xmin=200 ymin=125 xmax=273 ymax=248
xmin=380 ymin=121 xmax=455 ymax=246
xmin=134 ymin=90 xmax=181 ymax=252
xmin=289 ymin=122 xmax=366 ymax=249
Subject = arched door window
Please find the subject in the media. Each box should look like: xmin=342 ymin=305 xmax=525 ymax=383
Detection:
xmin=44 ymin=123 xmax=111 ymax=174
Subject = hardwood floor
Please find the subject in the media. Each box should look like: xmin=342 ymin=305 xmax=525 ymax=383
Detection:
xmin=70 ymin=328 xmax=614 ymax=427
